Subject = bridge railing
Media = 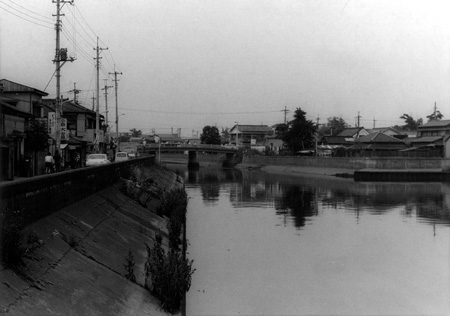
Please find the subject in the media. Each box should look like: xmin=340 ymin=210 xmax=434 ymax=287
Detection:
xmin=143 ymin=144 xmax=237 ymax=151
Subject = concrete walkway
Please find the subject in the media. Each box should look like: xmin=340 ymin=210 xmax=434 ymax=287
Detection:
xmin=1 ymin=184 xmax=171 ymax=315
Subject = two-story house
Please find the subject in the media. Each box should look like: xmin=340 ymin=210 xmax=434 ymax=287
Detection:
xmin=0 ymin=79 xmax=48 ymax=179
xmin=404 ymin=120 xmax=450 ymax=157
xmin=229 ymin=124 xmax=273 ymax=148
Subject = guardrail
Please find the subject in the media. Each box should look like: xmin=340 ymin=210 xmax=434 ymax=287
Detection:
xmin=0 ymin=156 xmax=155 ymax=226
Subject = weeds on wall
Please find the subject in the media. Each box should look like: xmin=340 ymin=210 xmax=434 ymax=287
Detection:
xmin=124 ymin=250 xmax=137 ymax=282
xmin=1 ymin=206 xmax=41 ymax=270
xmin=1 ymin=207 xmax=25 ymax=267
xmin=157 ymin=188 xmax=188 ymax=250
xmin=144 ymin=239 xmax=195 ymax=313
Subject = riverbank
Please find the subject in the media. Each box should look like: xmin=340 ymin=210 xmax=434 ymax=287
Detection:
xmin=1 ymin=166 xmax=182 ymax=315
xmin=238 ymin=163 xmax=357 ymax=178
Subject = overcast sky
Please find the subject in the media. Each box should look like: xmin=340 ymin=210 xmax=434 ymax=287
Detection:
xmin=1 ymin=0 xmax=450 ymax=136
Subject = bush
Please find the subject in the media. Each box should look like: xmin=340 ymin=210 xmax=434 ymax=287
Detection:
xmin=157 ymin=189 xmax=188 ymax=251
xmin=144 ymin=239 xmax=195 ymax=313
xmin=1 ymin=207 xmax=25 ymax=267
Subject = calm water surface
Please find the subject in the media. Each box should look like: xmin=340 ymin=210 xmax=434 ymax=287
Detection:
xmin=169 ymin=165 xmax=450 ymax=316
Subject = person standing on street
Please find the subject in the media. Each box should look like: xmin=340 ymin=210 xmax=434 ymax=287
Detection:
xmin=45 ymin=152 xmax=54 ymax=174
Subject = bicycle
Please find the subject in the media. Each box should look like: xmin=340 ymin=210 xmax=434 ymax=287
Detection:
xmin=45 ymin=163 xmax=54 ymax=174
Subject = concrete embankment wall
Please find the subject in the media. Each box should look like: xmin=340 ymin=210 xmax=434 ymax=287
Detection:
xmin=0 ymin=158 xmax=184 ymax=315
xmin=0 ymin=156 xmax=155 ymax=226
xmin=243 ymin=156 xmax=448 ymax=170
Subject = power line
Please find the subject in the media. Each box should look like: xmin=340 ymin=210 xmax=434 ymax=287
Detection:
xmin=82 ymin=65 xmax=97 ymax=104
xmin=61 ymin=27 xmax=95 ymax=65
xmin=64 ymin=5 xmax=96 ymax=46
xmin=7 ymin=0 xmax=54 ymax=21
xmin=0 ymin=0 xmax=53 ymax=25
xmin=61 ymin=18 xmax=96 ymax=50
xmin=0 ymin=3 xmax=53 ymax=29
xmin=73 ymin=4 xmax=98 ymax=39
xmin=119 ymin=108 xmax=281 ymax=115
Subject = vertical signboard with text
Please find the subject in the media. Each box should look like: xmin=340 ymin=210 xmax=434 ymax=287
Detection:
xmin=48 ymin=112 xmax=69 ymax=143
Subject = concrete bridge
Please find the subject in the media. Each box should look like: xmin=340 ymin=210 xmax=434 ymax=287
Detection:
xmin=142 ymin=144 xmax=241 ymax=169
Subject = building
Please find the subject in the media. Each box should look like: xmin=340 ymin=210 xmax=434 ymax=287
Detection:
xmin=0 ymin=79 xmax=48 ymax=179
xmin=337 ymin=127 xmax=370 ymax=140
xmin=42 ymin=99 xmax=104 ymax=167
xmin=229 ymin=124 xmax=273 ymax=148
xmin=416 ymin=120 xmax=450 ymax=138
xmin=351 ymin=132 xmax=408 ymax=156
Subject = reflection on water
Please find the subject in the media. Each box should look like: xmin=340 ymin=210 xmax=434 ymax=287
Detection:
xmin=167 ymin=164 xmax=450 ymax=315
xmin=176 ymin=164 xmax=450 ymax=228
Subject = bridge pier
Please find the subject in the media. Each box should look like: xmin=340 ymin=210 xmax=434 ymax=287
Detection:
xmin=222 ymin=152 xmax=237 ymax=168
xmin=188 ymin=150 xmax=200 ymax=170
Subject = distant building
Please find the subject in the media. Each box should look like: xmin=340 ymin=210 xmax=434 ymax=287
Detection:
xmin=404 ymin=120 xmax=450 ymax=157
xmin=42 ymin=99 xmax=104 ymax=165
xmin=229 ymin=124 xmax=272 ymax=148
xmin=351 ymin=132 xmax=408 ymax=155
xmin=416 ymin=120 xmax=450 ymax=138
xmin=337 ymin=127 xmax=369 ymax=140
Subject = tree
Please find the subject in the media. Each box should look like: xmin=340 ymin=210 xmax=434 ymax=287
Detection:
xmin=25 ymin=120 xmax=48 ymax=151
xmin=317 ymin=116 xmax=348 ymax=136
xmin=282 ymin=108 xmax=316 ymax=152
xmin=426 ymin=111 xmax=443 ymax=122
xmin=400 ymin=114 xmax=423 ymax=131
xmin=275 ymin=123 xmax=288 ymax=138
xmin=221 ymin=127 xmax=230 ymax=144
xmin=201 ymin=126 xmax=221 ymax=145
xmin=129 ymin=128 xmax=142 ymax=137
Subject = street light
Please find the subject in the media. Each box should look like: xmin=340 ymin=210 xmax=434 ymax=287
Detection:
xmin=235 ymin=121 xmax=239 ymax=147
xmin=153 ymin=134 xmax=161 ymax=163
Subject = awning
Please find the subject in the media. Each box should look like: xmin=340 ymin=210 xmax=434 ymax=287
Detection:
xmin=60 ymin=143 xmax=68 ymax=149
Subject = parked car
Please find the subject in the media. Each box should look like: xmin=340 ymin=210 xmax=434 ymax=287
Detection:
xmin=85 ymin=154 xmax=110 ymax=167
xmin=127 ymin=150 xmax=140 ymax=159
xmin=115 ymin=152 xmax=129 ymax=162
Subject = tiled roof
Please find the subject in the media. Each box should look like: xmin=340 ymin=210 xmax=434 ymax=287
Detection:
xmin=0 ymin=79 xmax=48 ymax=96
xmin=409 ymin=136 xmax=443 ymax=144
xmin=338 ymin=127 xmax=365 ymax=137
xmin=368 ymin=127 xmax=401 ymax=134
xmin=322 ymin=136 xmax=353 ymax=145
xmin=418 ymin=120 xmax=450 ymax=128
xmin=355 ymin=132 xmax=404 ymax=143
xmin=42 ymin=99 xmax=95 ymax=114
xmin=231 ymin=124 xmax=272 ymax=133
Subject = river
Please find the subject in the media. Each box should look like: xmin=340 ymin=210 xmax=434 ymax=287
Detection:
xmin=167 ymin=164 xmax=450 ymax=315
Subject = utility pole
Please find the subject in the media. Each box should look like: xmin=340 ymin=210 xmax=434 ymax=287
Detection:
xmin=109 ymin=65 xmax=122 ymax=147
xmin=281 ymin=106 xmax=290 ymax=125
xmin=94 ymin=37 xmax=108 ymax=153
xmin=53 ymin=0 xmax=75 ymax=153
xmin=357 ymin=111 xmax=361 ymax=128
xmin=69 ymin=82 xmax=80 ymax=103
xmin=102 ymin=79 xmax=113 ymax=144
xmin=373 ymin=117 xmax=376 ymax=129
